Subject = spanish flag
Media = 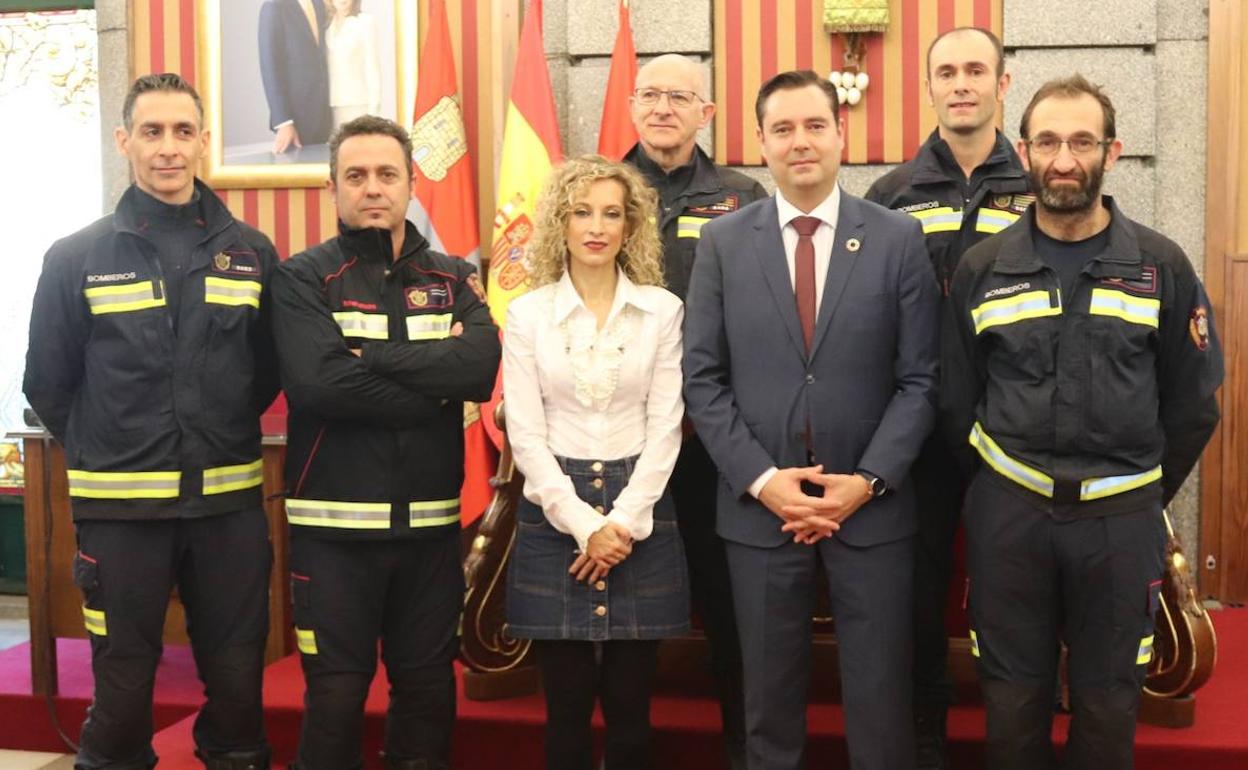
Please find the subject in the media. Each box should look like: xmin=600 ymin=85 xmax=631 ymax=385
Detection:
xmin=597 ymin=0 xmax=639 ymax=160
xmin=484 ymin=0 xmax=562 ymax=447
xmin=487 ymin=0 xmax=562 ymax=331
xmin=408 ymin=0 xmax=495 ymax=524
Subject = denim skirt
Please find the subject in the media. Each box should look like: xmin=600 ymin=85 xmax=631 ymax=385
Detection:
xmin=505 ymin=455 xmax=691 ymax=641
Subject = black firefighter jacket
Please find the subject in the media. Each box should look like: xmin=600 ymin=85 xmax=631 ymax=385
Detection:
xmin=941 ymin=199 xmax=1223 ymax=519
xmin=23 ymin=180 xmax=281 ymax=521
xmin=271 ymin=221 xmax=500 ymax=540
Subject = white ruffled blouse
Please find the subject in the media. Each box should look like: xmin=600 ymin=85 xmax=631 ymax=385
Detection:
xmin=503 ymin=270 xmax=684 ymax=550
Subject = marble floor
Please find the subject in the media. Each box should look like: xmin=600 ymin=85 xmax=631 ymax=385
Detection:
xmin=0 ymin=751 xmax=75 ymax=769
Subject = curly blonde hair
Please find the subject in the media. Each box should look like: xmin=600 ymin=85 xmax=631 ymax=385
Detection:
xmin=526 ymin=155 xmax=664 ymax=288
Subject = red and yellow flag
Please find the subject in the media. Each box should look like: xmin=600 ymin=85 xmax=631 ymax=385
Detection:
xmin=484 ymin=0 xmax=563 ymax=447
xmin=597 ymin=0 xmax=639 ymax=160
xmin=408 ymin=0 xmax=495 ymax=524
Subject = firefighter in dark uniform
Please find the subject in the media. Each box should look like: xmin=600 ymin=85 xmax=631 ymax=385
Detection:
xmin=623 ymin=53 xmax=768 ymax=769
xmin=863 ymin=28 xmax=1028 ymax=768
xmin=23 ymin=74 xmax=279 ymax=770
xmin=941 ymin=75 xmax=1222 ymax=770
xmin=269 ymin=116 xmax=500 ymax=770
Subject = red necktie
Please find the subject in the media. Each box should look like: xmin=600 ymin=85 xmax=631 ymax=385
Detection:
xmin=792 ymin=216 xmax=821 ymax=353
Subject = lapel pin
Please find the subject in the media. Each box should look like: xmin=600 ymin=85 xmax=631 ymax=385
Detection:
xmin=846 ymin=238 xmax=861 ymax=252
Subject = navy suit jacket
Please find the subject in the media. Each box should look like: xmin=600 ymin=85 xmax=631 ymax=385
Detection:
xmin=259 ymin=0 xmax=332 ymax=145
xmin=682 ymin=191 xmax=940 ymax=548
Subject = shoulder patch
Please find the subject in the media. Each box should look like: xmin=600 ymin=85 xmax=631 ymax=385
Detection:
xmin=1189 ymin=306 xmax=1210 ymax=351
xmin=466 ymin=272 xmax=487 ymax=302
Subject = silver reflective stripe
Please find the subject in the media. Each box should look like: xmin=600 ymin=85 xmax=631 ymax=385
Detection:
xmin=83 ymin=280 xmax=165 ymax=315
xmin=406 ymin=313 xmax=454 ymax=341
xmin=203 ymin=459 xmax=263 ymax=495
xmin=971 ymin=290 xmax=1061 ymax=334
xmin=205 ymin=276 xmax=261 ymax=308
xmin=968 ymin=423 xmax=1055 ymax=497
xmin=910 ymin=207 xmax=962 ymax=233
xmin=1080 ymin=466 xmax=1163 ymax=501
xmin=409 ymin=498 xmax=460 ymax=527
xmin=286 ymin=498 xmax=392 ymax=529
xmin=976 ymin=209 xmax=1020 ymax=233
xmin=333 ymin=311 xmax=389 ymax=340
xmin=67 ymin=469 xmax=181 ymax=499
xmin=1088 ymin=288 xmax=1160 ymax=328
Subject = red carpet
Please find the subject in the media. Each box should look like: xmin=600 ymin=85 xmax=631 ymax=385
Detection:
xmin=4 ymin=609 xmax=1247 ymax=768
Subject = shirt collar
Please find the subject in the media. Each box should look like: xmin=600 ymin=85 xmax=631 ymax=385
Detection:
xmin=775 ymin=185 xmax=841 ymax=232
xmin=552 ymin=268 xmax=656 ymax=324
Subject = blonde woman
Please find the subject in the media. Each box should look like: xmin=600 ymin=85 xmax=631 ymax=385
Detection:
xmin=504 ymin=156 xmax=689 ymax=770
xmin=324 ymin=0 xmax=381 ymax=127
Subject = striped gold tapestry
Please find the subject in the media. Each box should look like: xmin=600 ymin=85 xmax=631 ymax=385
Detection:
xmin=714 ymin=0 xmax=1003 ymax=166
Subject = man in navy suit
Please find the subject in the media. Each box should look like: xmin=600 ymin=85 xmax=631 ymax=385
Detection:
xmin=259 ymin=0 xmax=332 ymax=154
xmin=683 ymin=69 xmax=940 ymax=770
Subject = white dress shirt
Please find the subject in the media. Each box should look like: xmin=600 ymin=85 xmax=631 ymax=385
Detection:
xmin=503 ymin=270 xmax=685 ymax=550
xmin=325 ymin=13 xmax=382 ymax=114
xmin=748 ymin=185 xmax=842 ymax=498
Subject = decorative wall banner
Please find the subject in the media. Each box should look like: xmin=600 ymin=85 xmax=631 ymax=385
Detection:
xmin=714 ymin=0 xmax=1003 ymax=166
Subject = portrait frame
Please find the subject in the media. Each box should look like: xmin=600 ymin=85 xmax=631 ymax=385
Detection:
xmin=197 ymin=0 xmax=418 ymax=189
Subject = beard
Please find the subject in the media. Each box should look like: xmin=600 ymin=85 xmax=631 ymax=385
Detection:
xmin=1031 ymin=155 xmax=1105 ymax=213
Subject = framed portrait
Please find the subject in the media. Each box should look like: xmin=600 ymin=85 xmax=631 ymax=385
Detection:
xmin=197 ymin=0 xmax=418 ymax=188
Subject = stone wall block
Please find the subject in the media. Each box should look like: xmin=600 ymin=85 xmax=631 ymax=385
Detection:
xmin=1004 ymin=0 xmax=1156 ymax=46
xmin=1158 ymin=0 xmax=1209 ymax=42
xmin=566 ymin=59 xmax=611 ymax=156
xmin=1154 ymin=40 xmax=1207 ymax=274
xmin=567 ymin=0 xmax=712 ymax=57
xmin=1006 ymin=48 xmax=1156 ymax=157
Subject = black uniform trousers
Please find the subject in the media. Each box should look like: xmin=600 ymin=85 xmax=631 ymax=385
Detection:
xmin=667 ymin=436 xmax=746 ymax=751
xmin=910 ymin=433 xmax=966 ymax=707
xmin=965 ymin=470 xmax=1166 ymax=770
xmin=290 ymin=530 xmax=463 ymax=770
xmin=73 ymin=507 xmax=271 ymax=770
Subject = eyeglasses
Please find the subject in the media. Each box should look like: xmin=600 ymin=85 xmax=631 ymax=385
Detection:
xmin=633 ymin=88 xmax=701 ymax=108
xmin=1025 ymin=133 xmax=1111 ymax=157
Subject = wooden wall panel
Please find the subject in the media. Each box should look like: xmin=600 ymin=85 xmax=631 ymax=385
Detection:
xmin=1202 ymin=0 xmax=1247 ymax=601
xmin=714 ymin=0 xmax=1001 ymax=166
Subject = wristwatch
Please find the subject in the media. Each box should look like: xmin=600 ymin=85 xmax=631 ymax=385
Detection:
xmin=855 ymin=470 xmax=888 ymax=498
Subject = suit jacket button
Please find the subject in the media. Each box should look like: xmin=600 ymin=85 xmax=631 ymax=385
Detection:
xmin=594 ymin=580 xmax=607 ymax=591
xmin=594 ymin=505 xmax=605 ymax=514
xmin=595 ymin=605 xmax=607 ymax=617
xmin=592 ymin=478 xmax=604 ymax=489
xmin=591 ymin=461 xmax=604 ymax=472
xmin=805 ymin=373 xmax=815 ymax=384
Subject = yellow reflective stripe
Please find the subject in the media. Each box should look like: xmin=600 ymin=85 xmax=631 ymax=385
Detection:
xmin=1136 ymin=634 xmax=1154 ymax=665
xmin=204 ymin=276 xmax=261 ymax=308
xmin=1080 ymin=466 xmax=1163 ymax=501
xmin=970 ymin=289 xmax=1062 ymax=334
xmin=406 ymin=313 xmax=454 ymax=341
xmin=83 ymin=606 xmax=107 ymax=636
xmin=296 ymin=627 xmax=318 ymax=655
xmin=333 ymin=311 xmax=389 ymax=340
xmin=286 ymin=498 xmax=392 ymax=529
xmin=67 ymin=469 xmax=181 ymax=499
xmin=970 ymin=629 xmax=980 ymax=657
xmin=203 ymin=459 xmax=263 ymax=495
xmin=909 ymin=206 xmax=962 ymax=234
xmin=968 ymin=423 xmax=1055 ymax=497
xmin=409 ymin=498 xmax=460 ymax=528
xmin=83 ymin=280 xmax=166 ymax=315
xmin=677 ymin=216 xmax=711 ymax=238
xmin=1088 ymin=288 xmax=1160 ymax=329
xmin=976 ymin=208 xmax=1021 ymax=234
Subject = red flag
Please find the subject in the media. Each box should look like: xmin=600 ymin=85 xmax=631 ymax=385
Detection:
xmin=597 ymin=0 xmax=639 ymax=160
xmin=408 ymin=0 xmax=496 ymax=526
xmin=483 ymin=0 xmax=563 ymax=450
